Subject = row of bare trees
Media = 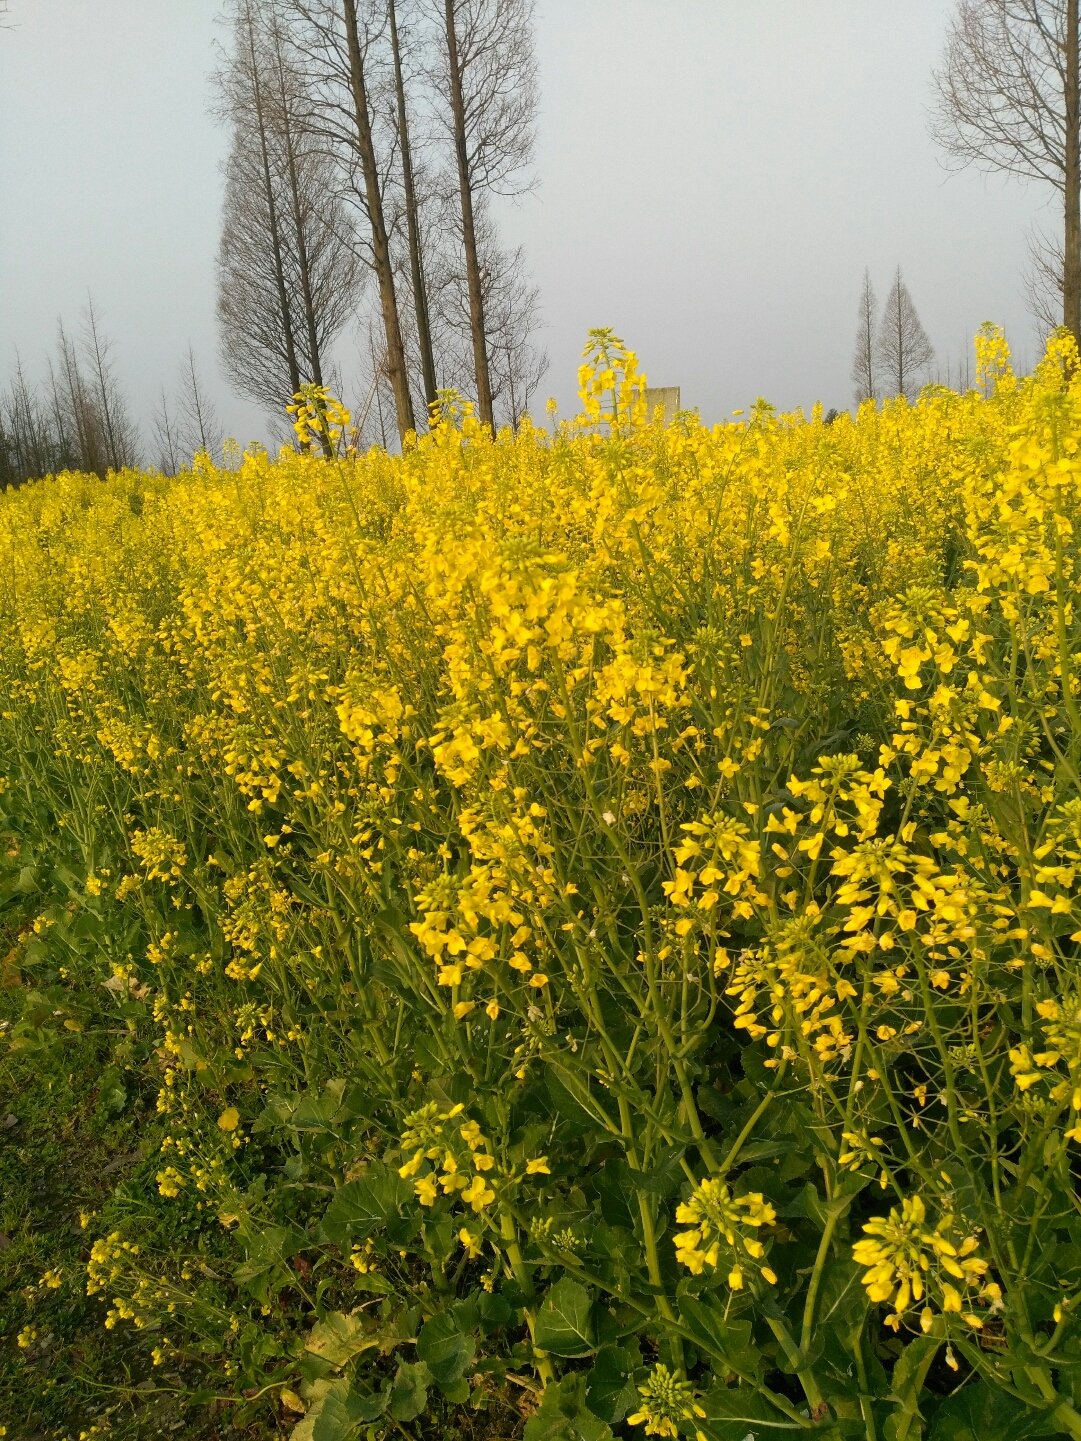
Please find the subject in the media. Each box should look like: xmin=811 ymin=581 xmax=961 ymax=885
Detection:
xmin=846 ymin=1 xmax=1081 ymax=410
xmin=0 ymin=301 xmax=222 ymax=489
xmin=215 ymin=0 xmax=546 ymax=446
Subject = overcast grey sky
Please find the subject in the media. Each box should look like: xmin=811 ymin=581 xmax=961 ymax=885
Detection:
xmin=0 ymin=0 xmax=1053 ymax=449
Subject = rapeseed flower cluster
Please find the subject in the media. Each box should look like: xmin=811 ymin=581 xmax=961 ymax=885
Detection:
xmin=627 ymin=1364 xmax=707 ymax=1440
xmin=398 ymin=1101 xmax=499 ymax=1211
xmin=853 ymin=1195 xmax=1001 ymax=1333
xmin=673 ymin=1177 xmax=778 ymax=1289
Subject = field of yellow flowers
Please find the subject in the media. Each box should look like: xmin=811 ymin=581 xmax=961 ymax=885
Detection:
xmin=2 ymin=328 xmax=1081 ymax=1441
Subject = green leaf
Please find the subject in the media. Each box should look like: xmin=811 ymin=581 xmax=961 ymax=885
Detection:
xmin=349 ymin=1270 xmax=396 ymax=1296
xmin=889 ymin=1334 xmax=940 ymax=1409
xmin=288 ymin=1378 xmax=380 ymax=1440
xmin=291 ymin=1082 xmax=346 ymax=1131
xmin=676 ymin=1294 xmax=762 ymax=1381
xmin=815 ymin=1256 xmax=867 ymax=1341
xmin=585 ymin=1344 xmax=638 ymax=1423
xmin=927 ymin=1380 xmax=1060 ymax=1440
xmin=416 ymin=1309 xmax=476 ymax=1387
xmin=233 ymin=1224 xmax=306 ymax=1302
xmin=524 ymin=1374 xmax=612 ymax=1441
xmin=388 ymin=1360 xmax=430 ymax=1422
xmin=303 ymin=1312 xmax=380 ymax=1370
xmin=544 ymin=1070 xmax=602 ymax=1137
xmin=320 ymin=1161 xmax=413 ymax=1247
xmin=591 ymin=1161 xmax=636 ymax=1228
xmin=814 ymin=1257 xmax=871 ymax=1386
xmin=701 ymin=1383 xmax=808 ymax=1437
xmin=534 ymin=1278 xmax=596 ymax=1358
xmin=478 ymin=1290 xmax=513 ymax=1333
xmin=612 ymin=1151 xmax=685 ymax=1199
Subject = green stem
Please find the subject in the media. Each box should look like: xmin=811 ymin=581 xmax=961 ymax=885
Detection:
xmin=499 ymin=1211 xmax=555 ymax=1385
xmin=800 ymin=1198 xmax=849 ymax=1356
xmin=763 ymin=1314 xmax=825 ymax=1416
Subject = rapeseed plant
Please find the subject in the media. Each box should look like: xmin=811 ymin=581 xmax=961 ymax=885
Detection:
xmin=2 ymin=327 xmax=1081 ymax=1438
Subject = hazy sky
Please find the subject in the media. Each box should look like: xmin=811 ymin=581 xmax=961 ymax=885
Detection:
xmin=0 ymin=0 xmax=1054 ymax=450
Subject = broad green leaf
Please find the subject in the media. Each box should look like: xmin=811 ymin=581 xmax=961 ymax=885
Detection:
xmin=320 ymin=1161 xmax=413 ymax=1246
xmin=524 ymin=1374 xmax=613 ymax=1441
xmin=927 ymin=1380 xmax=1060 ymax=1440
xmin=701 ymin=1383 xmax=809 ymax=1437
xmin=544 ymin=1069 xmax=602 ymax=1136
xmin=289 ymin=1378 xmax=381 ymax=1440
xmin=478 ymin=1290 xmax=513 ymax=1333
xmin=388 ymin=1360 xmax=430 ymax=1422
xmin=585 ymin=1344 xmax=638 ymax=1423
xmin=676 ymin=1294 xmax=762 ymax=1381
xmin=291 ymin=1082 xmax=346 ymax=1131
xmin=303 ymin=1311 xmax=379 ymax=1370
xmin=233 ymin=1224 xmax=306 ymax=1302
xmin=889 ymin=1334 xmax=940 ymax=1409
xmin=534 ymin=1278 xmax=596 ymax=1358
xmin=416 ymin=1309 xmax=476 ymax=1386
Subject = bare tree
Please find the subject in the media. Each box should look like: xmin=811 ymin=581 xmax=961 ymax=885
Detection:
xmin=266 ymin=0 xmax=420 ymax=441
xmin=153 ymin=388 xmax=183 ymax=475
xmin=931 ymin=0 xmax=1081 ymax=344
xmin=341 ymin=0 xmax=417 ymax=437
xmin=178 ymin=347 xmax=224 ymax=460
xmin=82 ymin=297 xmax=140 ymax=470
xmin=1024 ymin=221 xmax=1066 ymax=341
xmin=431 ymin=195 xmax=545 ymax=426
xmin=218 ymin=133 xmax=303 ymax=414
xmin=0 ymin=418 xmax=15 ymax=490
xmin=877 ymin=267 xmax=935 ymax=399
xmin=1 ymin=324 xmax=119 ymax=486
xmin=486 ymin=239 xmax=546 ymax=428
xmin=4 ymin=357 xmax=50 ymax=483
xmin=44 ymin=359 xmax=79 ymax=472
xmin=277 ymin=0 xmax=417 ymax=439
xmin=216 ymin=1 xmax=363 ymax=437
xmin=57 ymin=320 xmax=108 ymax=476
xmin=355 ymin=315 xmax=394 ymax=448
xmin=266 ymin=12 xmax=361 ymax=406
xmin=851 ymin=268 xmax=878 ymax=405
xmin=389 ymin=0 xmax=439 ymax=414
xmin=223 ymin=1 xmax=303 ymax=409
xmin=433 ymin=0 xmax=538 ymax=428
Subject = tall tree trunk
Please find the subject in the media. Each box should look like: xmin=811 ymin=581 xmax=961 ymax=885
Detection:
xmin=272 ymin=31 xmax=323 ymax=390
xmin=389 ymin=0 xmax=438 ymax=420
xmin=245 ymin=5 xmax=302 ymax=408
xmin=342 ymin=0 xmax=416 ymax=443
xmin=270 ymin=22 xmax=332 ymax=456
xmin=444 ymin=0 xmax=493 ymax=429
xmin=1065 ymin=0 xmax=1081 ymax=347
